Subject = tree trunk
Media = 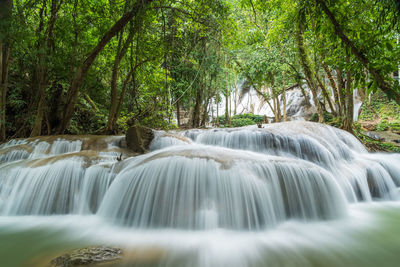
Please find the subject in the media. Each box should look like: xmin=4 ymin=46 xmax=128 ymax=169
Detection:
xmin=298 ymin=83 xmax=311 ymax=106
xmin=57 ymin=0 xmax=153 ymax=134
xmin=343 ymin=67 xmax=354 ymax=133
xmin=201 ymin=97 xmax=210 ymax=127
xmin=336 ymin=67 xmax=347 ymax=117
xmin=296 ymin=19 xmax=324 ymax=122
xmin=106 ymin=27 xmax=136 ymax=133
xmin=192 ymin=85 xmax=202 ymax=128
xmin=225 ymin=93 xmax=230 ymax=125
xmin=282 ymin=91 xmax=287 ymax=121
xmin=322 ymin=63 xmax=341 ymax=115
xmin=0 ymin=0 xmax=13 ymax=141
xmin=216 ymin=96 xmax=219 ymax=126
xmin=316 ymin=74 xmax=336 ymax=116
xmin=31 ymin=0 xmax=63 ymax=137
xmin=274 ymin=94 xmax=281 ymax=122
xmin=176 ymin=100 xmax=180 ymax=127
xmin=316 ymin=0 xmax=400 ymax=104
xmin=224 ymin=54 xmax=230 ymax=126
xmin=113 ymin=58 xmax=153 ymax=127
xmin=0 ymin=41 xmax=10 ymax=141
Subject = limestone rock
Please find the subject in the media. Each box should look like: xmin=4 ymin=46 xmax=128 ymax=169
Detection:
xmin=51 ymin=246 xmax=122 ymax=266
xmin=126 ymin=126 xmax=154 ymax=153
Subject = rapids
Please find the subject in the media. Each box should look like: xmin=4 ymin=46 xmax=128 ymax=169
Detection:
xmin=0 ymin=121 xmax=400 ymax=266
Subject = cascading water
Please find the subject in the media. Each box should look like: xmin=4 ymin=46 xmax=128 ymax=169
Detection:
xmin=1 ymin=122 xmax=400 ymax=266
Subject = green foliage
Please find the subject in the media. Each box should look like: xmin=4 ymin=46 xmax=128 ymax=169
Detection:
xmin=214 ymin=113 xmax=263 ymax=127
xmin=231 ymin=118 xmax=256 ymax=127
xmin=233 ymin=113 xmax=264 ymax=123
xmin=3 ymin=0 xmax=400 ymax=139
xmin=354 ymin=126 xmax=400 ymax=153
xmin=310 ymin=112 xmax=334 ymax=123
xmin=68 ymin=101 xmax=107 ymax=135
xmin=389 ymin=121 xmax=400 ymax=132
xmin=360 ymin=93 xmax=400 ymax=122
xmin=376 ymin=120 xmax=389 ymax=131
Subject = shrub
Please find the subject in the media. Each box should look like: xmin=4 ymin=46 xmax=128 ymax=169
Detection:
xmin=376 ymin=120 xmax=389 ymax=131
xmin=232 ymin=113 xmax=264 ymax=123
xmin=231 ymin=118 xmax=256 ymax=127
xmin=310 ymin=112 xmax=334 ymax=123
xmin=213 ymin=113 xmax=264 ymax=127
xmin=389 ymin=121 xmax=400 ymax=132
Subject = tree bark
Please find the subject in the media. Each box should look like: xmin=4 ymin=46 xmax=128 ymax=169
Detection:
xmin=192 ymin=85 xmax=202 ymax=128
xmin=0 ymin=0 xmax=13 ymax=141
xmin=106 ymin=26 xmax=136 ymax=133
xmin=31 ymin=0 xmax=63 ymax=137
xmin=176 ymin=100 xmax=181 ymax=127
xmin=316 ymin=74 xmax=336 ymax=116
xmin=296 ymin=18 xmax=324 ymax=122
xmin=57 ymin=0 xmax=153 ymax=134
xmin=224 ymin=54 xmax=230 ymax=125
xmin=316 ymin=0 xmax=400 ymax=104
xmin=336 ymin=67 xmax=347 ymax=117
xmin=322 ymin=63 xmax=341 ymax=115
xmin=282 ymin=91 xmax=287 ymax=121
xmin=343 ymin=66 xmax=354 ymax=133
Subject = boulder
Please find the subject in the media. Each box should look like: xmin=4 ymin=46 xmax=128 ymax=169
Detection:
xmin=126 ymin=125 xmax=154 ymax=153
xmin=51 ymin=246 xmax=122 ymax=266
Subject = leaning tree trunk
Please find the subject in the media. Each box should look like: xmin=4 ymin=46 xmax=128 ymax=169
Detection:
xmin=106 ymin=27 xmax=136 ymax=133
xmin=296 ymin=19 xmax=325 ymax=122
xmin=57 ymin=0 xmax=153 ymax=134
xmin=322 ymin=63 xmax=341 ymax=115
xmin=316 ymin=0 xmax=400 ymax=104
xmin=316 ymin=74 xmax=336 ymax=116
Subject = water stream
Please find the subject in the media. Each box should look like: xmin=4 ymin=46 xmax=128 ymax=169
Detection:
xmin=0 ymin=121 xmax=399 ymax=266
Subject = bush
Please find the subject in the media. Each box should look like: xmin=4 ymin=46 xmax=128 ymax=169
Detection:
xmin=232 ymin=113 xmax=264 ymax=123
xmin=231 ymin=118 xmax=256 ymax=127
xmin=68 ymin=101 xmax=107 ymax=134
xmin=214 ymin=115 xmax=227 ymax=125
xmin=389 ymin=121 xmax=400 ymax=132
xmin=376 ymin=120 xmax=389 ymax=131
xmin=213 ymin=113 xmax=264 ymax=127
xmin=310 ymin=112 xmax=334 ymax=123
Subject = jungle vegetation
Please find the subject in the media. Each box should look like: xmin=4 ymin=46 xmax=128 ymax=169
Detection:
xmin=1 ymin=0 xmax=400 ymax=140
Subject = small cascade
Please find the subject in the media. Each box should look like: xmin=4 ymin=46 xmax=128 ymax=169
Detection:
xmin=149 ymin=132 xmax=192 ymax=151
xmin=97 ymin=146 xmax=346 ymax=229
xmin=0 ymin=122 xmax=399 ymax=233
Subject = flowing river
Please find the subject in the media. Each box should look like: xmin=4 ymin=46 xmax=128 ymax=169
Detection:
xmin=0 ymin=121 xmax=399 ymax=266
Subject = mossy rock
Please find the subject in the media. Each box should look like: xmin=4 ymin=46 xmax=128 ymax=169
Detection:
xmin=51 ymin=246 xmax=122 ymax=267
xmin=126 ymin=125 xmax=154 ymax=153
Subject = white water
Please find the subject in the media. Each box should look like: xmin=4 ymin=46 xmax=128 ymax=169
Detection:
xmin=216 ymin=81 xmax=364 ymax=122
xmin=0 ymin=122 xmax=400 ymax=266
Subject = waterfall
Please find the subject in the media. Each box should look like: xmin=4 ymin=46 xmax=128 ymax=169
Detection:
xmin=1 ymin=122 xmax=399 ymax=228
xmin=1 ymin=122 xmax=400 ymax=266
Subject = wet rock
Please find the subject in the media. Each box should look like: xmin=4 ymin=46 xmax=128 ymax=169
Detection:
xmin=363 ymin=131 xmax=400 ymax=143
xmin=363 ymin=131 xmax=384 ymax=141
xmin=51 ymin=246 xmax=122 ymax=266
xmin=126 ymin=126 xmax=154 ymax=153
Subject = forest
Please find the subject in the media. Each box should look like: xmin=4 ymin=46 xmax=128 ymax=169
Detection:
xmin=0 ymin=0 xmax=400 ymax=142
xmin=2 ymin=1 xmax=400 ymax=266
